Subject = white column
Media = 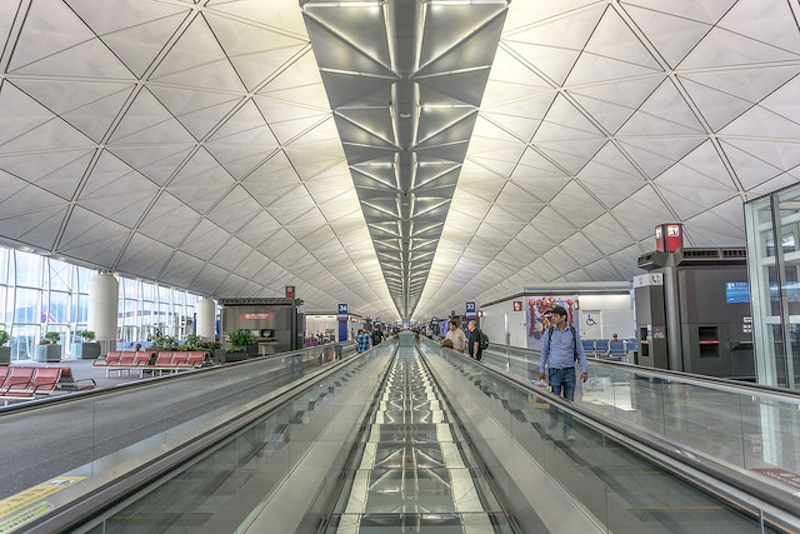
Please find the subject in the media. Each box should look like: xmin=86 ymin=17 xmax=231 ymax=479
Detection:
xmin=196 ymin=297 xmax=216 ymax=339
xmin=89 ymin=271 xmax=118 ymax=341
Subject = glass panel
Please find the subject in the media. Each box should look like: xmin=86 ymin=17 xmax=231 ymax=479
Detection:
xmin=13 ymin=287 xmax=40 ymax=324
xmin=0 ymin=247 xmax=8 ymax=284
xmin=10 ymin=323 xmax=39 ymax=360
xmin=141 ymin=280 xmax=154 ymax=301
xmin=14 ymin=251 xmax=43 ymax=288
xmin=76 ymin=293 xmax=89 ymax=323
xmin=121 ymin=277 xmax=137 ymax=299
xmin=48 ymin=291 xmax=71 ymax=324
xmin=75 ymin=265 xmax=92 ymax=293
xmin=49 ymin=260 xmax=71 ymax=291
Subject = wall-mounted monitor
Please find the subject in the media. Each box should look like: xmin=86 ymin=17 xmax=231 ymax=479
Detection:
xmin=260 ymin=329 xmax=274 ymax=338
xmin=725 ymin=282 xmax=750 ymax=304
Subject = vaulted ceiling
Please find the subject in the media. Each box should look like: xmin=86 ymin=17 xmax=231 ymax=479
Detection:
xmin=0 ymin=0 xmax=799 ymax=322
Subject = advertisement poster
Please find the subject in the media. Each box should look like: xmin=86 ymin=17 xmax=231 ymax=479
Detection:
xmin=526 ymin=296 xmax=579 ymax=350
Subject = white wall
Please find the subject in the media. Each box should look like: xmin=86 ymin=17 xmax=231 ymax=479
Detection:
xmin=577 ymin=294 xmax=635 ymax=340
xmin=479 ymin=292 xmax=634 ymax=349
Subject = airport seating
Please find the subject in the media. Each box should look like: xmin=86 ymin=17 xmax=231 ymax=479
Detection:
xmin=0 ymin=365 xmax=95 ymax=402
xmin=594 ymin=339 xmax=610 ymax=358
xmin=93 ymin=351 xmax=154 ymax=377
xmin=54 ymin=367 xmax=96 ymax=391
xmin=609 ymin=340 xmax=626 ymax=360
xmin=581 ymin=339 xmax=596 ymax=357
xmin=147 ymin=351 xmax=210 ymax=375
xmin=94 ymin=350 xmax=210 ymax=377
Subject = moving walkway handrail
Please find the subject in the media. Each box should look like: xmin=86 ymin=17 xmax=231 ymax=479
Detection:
xmin=22 ymin=345 xmax=368 ymax=534
xmin=0 ymin=340 xmax=356 ymax=414
xmin=448 ymin=342 xmax=800 ymax=532
xmin=483 ymin=341 xmax=800 ymax=401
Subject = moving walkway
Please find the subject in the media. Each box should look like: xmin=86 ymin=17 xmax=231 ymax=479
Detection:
xmin=1 ymin=333 xmax=798 ymax=532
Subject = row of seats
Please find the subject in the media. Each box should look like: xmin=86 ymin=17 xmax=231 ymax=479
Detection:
xmin=0 ymin=365 xmax=95 ymax=403
xmin=582 ymin=339 xmax=638 ymax=360
xmin=93 ymin=351 xmax=211 ymax=377
xmin=150 ymin=351 xmax=209 ymax=375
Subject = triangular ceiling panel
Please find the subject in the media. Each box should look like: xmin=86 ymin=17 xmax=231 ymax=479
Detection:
xmin=2 ymin=0 xmax=800 ymax=324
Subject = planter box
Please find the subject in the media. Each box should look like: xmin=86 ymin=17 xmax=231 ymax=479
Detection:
xmin=35 ymin=344 xmax=62 ymax=362
xmin=0 ymin=346 xmax=10 ymax=366
xmin=224 ymin=351 xmax=247 ymax=363
xmin=70 ymin=342 xmax=101 ymax=359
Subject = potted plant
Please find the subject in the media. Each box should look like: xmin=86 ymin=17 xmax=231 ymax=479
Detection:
xmin=71 ymin=330 xmax=101 ymax=359
xmin=0 ymin=330 xmax=10 ymax=365
xmin=225 ymin=329 xmax=255 ymax=362
xmin=152 ymin=332 xmax=179 ymax=351
xmin=35 ymin=331 xmax=62 ymax=362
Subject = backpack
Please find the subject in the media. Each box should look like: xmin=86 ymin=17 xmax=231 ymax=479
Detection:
xmin=548 ymin=325 xmax=577 ymax=360
xmin=478 ymin=330 xmax=489 ymax=350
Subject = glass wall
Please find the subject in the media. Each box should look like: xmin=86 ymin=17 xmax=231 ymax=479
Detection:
xmin=745 ymin=183 xmax=800 ymax=389
xmin=0 ymin=245 xmax=206 ymax=361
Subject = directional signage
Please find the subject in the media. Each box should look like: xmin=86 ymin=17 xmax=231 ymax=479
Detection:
xmin=466 ymin=301 xmax=476 ymax=318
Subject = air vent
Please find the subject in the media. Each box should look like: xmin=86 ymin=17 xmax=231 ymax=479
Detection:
xmin=638 ymin=251 xmax=668 ymax=270
xmin=681 ymin=248 xmax=721 ymax=258
xmin=722 ymin=248 xmax=747 ymax=258
xmin=675 ymin=247 xmax=746 ymax=266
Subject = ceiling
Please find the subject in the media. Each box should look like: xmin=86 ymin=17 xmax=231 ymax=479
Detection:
xmin=0 ymin=0 xmax=799 ymax=322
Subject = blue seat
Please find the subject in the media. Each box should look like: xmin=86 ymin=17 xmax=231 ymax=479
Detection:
xmin=581 ymin=339 xmax=596 ymax=357
xmin=625 ymin=339 xmax=638 ymax=354
xmin=609 ymin=340 xmax=626 ymax=359
xmin=595 ymin=339 xmax=610 ymax=357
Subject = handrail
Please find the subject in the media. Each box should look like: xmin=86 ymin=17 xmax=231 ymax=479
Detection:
xmin=22 ymin=345 xmax=368 ymax=533
xmin=426 ymin=340 xmax=800 ymax=532
xmin=482 ymin=341 xmax=800 ymax=402
xmin=504 ymin=367 xmax=800 ymax=531
xmin=0 ymin=341 xmax=356 ymax=414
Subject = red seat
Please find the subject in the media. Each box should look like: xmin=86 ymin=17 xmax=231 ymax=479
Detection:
xmin=56 ymin=367 xmax=96 ymax=391
xmin=22 ymin=367 xmax=61 ymax=395
xmin=184 ymin=352 xmax=206 ymax=367
xmin=93 ymin=351 xmax=121 ymax=367
xmin=153 ymin=352 xmax=174 ymax=366
xmin=3 ymin=367 xmax=35 ymax=393
xmin=133 ymin=352 xmax=153 ymax=366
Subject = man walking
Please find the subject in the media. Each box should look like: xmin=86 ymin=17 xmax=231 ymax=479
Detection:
xmin=538 ymin=306 xmax=588 ymax=440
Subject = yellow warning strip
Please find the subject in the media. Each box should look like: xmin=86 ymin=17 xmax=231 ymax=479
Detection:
xmin=0 ymin=502 xmax=53 ymax=533
xmin=0 ymin=476 xmax=85 ymax=532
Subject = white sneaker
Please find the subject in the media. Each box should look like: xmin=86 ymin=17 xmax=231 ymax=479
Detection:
xmin=565 ymin=430 xmax=575 ymax=441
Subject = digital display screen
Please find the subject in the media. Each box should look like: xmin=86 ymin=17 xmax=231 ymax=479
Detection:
xmin=725 ymin=282 xmax=750 ymax=304
xmin=260 ymin=329 xmax=274 ymax=338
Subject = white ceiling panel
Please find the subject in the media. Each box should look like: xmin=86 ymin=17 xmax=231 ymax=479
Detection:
xmin=0 ymin=0 xmax=798 ymax=323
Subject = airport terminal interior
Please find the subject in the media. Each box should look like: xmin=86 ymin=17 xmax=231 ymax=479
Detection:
xmin=3 ymin=0 xmax=800 ymax=532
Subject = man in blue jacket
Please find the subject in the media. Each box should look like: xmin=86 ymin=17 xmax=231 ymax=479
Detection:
xmin=538 ymin=306 xmax=588 ymax=440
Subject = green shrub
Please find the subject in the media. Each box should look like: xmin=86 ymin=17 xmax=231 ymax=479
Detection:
xmin=0 ymin=330 xmax=9 ymax=347
xmin=79 ymin=330 xmax=96 ymax=341
xmin=227 ymin=329 xmax=255 ymax=351
xmin=41 ymin=331 xmax=60 ymax=345
xmin=152 ymin=333 xmax=179 ymax=350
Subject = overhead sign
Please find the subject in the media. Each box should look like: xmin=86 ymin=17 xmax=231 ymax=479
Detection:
xmin=338 ymin=303 xmax=348 ymax=320
xmin=240 ymin=313 xmax=273 ymax=320
xmin=466 ymin=301 xmax=476 ymax=318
